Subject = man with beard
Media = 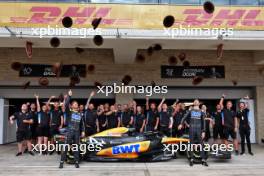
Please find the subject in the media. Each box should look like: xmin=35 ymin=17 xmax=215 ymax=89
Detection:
xmin=9 ymin=104 xmax=34 ymax=156
xmin=145 ymin=97 xmax=159 ymax=132
xmin=178 ymin=99 xmax=208 ymax=167
xmin=106 ymin=105 xmax=120 ymax=129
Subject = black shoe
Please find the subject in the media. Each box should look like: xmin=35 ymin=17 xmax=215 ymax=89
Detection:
xmin=249 ymin=152 xmax=254 ymax=156
xmin=28 ymin=151 xmax=35 ymax=156
xmin=42 ymin=151 xmax=47 ymax=155
xmin=235 ymin=150 xmax=239 ymax=155
xmin=240 ymin=152 xmax=245 ymax=155
xmin=57 ymin=151 xmax=61 ymax=155
xmin=189 ymin=160 xmax=194 ymax=167
xmin=202 ymin=161 xmax=209 ymax=167
xmin=59 ymin=162 xmax=63 ymax=169
xmin=16 ymin=152 xmax=22 ymax=156
xmin=23 ymin=149 xmax=28 ymax=153
xmin=75 ymin=162 xmax=79 ymax=168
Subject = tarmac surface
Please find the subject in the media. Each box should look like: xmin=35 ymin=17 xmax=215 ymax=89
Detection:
xmin=0 ymin=144 xmax=263 ymax=176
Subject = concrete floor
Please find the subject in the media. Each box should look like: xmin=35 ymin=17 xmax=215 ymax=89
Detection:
xmin=0 ymin=144 xmax=264 ymax=176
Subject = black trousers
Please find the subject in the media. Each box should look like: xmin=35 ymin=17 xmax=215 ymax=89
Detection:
xmin=239 ymin=127 xmax=252 ymax=153
xmin=189 ymin=128 xmax=206 ymax=160
xmin=61 ymin=130 xmax=80 ymax=163
xmin=160 ymin=126 xmax=171 ymax=137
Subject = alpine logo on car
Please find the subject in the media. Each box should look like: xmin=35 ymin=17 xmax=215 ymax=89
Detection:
xmin=112 ymin=144 xmax=140 ymax=155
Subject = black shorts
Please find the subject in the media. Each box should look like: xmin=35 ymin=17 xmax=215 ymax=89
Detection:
xmin=50 ymin=125 xmax=60 ymax=137
xmin=36 ymin=126 xmax=50 ymax=137
xmin=16 ymin=130 xmax=32 ymax=142
xmin=223 ymin=127 xmax=236 ymax=140
xmin=213 ymin=126 xmax=224 ymax=139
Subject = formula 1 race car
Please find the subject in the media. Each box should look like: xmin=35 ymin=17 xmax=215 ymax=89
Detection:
xmin=54 ymin=127 xmax=231 ymax=163
xmin=55 ymin=127 xmax=189 ymax=163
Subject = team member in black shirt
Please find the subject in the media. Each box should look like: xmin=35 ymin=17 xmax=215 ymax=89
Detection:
xmin=83 ymin=91 xmax=98 ymax=135
xmin=121 ymin=104 xmax=134 ymax=127
xmin=106 ymin=105 xmax=120 ymax=129
xmin=134 ymin=106 xmax=146 ymax=133
xmin=212 ymin=104 xmax=224 ymax=144
xmin=29 ymin=103 xmax=38 ymax=144
xmin=172 ymin=103 xmax=184 ymax=137
xmin=220 ymin=94 xmax=239 ymax=155
xmin=59 ymin=90 xmax=85 ymax=169
xmin=158 ymin=97 xmax=173 ymax=137
xmin=237 ymin=96 xmax=253 ymax=155
xmin=9 ymin=104 xmax=34 ymax=156
xmin=35 ymin=94 xmax=51 ymax=155
xmin=145 ymin=97 xmax=159 ymax=132
xmin=97 ymin=105 xmax=107 ymax=132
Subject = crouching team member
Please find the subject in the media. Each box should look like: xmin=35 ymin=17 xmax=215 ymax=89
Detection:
xmin=145 ymin=97 xmax=159 ymax=132
xmin=59 ymin=90 xmax=85 ymax=169
xmin=158 ymin=97 xmax=173 ymax=136
xmin=35 ymin=94 xmax=50 ymax=155
xmin=237 ymin=96 xmax=253 ymax=156
xmin=178 ymin=99 xmax=208 ymax=167
xmin=134 ymin=106 xmax=146 ymax=133
xmin=9 ymin=104 xmax=34 ymax=156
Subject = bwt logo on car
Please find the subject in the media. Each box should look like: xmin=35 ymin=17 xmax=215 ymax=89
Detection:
xmin=112 ymin=144 xmax=140 ymax=155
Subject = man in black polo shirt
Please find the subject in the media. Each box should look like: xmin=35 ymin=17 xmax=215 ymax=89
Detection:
xmin=145 ymin=97 xmax=159 ymax=132
xmin=83 ymin=91 xmax=98 ymax=135
xmin=46 ymin=96 xmax=64 ymax=155
xmin=134 ymin=106 xmax=146 ymax=133
xmin=121 ymin=104 xmax=134 ymax=128
xmin=237 ymin=96 xmax=253 ymax=155
xmin=158 ymin=97 xmax=173 ymax=137
xmin=212 ymin=104 xmax=224 ymax=144
xmin=35 ymin=94 xmax=51 ymax=155
xmin=29 ymin=103 xmax=38 ymax=144
xmin=9 ymin=104 xmax=34 ymax=156
xmin=220 ymin=94 xmax=239 ymax=155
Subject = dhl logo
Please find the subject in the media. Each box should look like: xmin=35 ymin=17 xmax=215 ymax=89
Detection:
xmin=177 ymin=9 xmax=264 ymax=27
xmin=4 ymin=4 xmax=264 ymax=29
xmin=10 ymin=6 xmax=133 ymax=26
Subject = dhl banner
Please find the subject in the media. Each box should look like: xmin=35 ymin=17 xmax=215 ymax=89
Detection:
xmin=0 ymin=2 xmax=264 ymax=30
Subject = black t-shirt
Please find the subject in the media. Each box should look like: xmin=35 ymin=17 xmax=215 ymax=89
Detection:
xmin=173 ymin=110 xmax=184 ymax=128
xmin=159 ymin=111 xmax=172 ymax=127
xmin=212 ymin=111 xmax=222 ymax=128
xmin=98 ymin=113 xmax=107 ymax=126
xmin=236 ymin=108 xmax=250 ymax=129
xmin=146 ymin=110 xmax=159 ymax=127
xmin=29 ymin=110 xmax=38 ymax=126
xmin=121 ymin=110 xmax=133 ymax=126
xmin=84 ymin=109 xmax=98 ymax=127
xmin=222 ymin=109 xmax=236 ymax=129
xmin=107 ymin=112 xmax=119 ymax=128
xmin=134 ymin=113 xmax=146 ymax=128
xmin=37 ymin=111 xmax=50 ymax=128
xmin=50 ymin=110 xmax=63 ymax=126
xmin=14 ymin=112 xmax=32 ymax=132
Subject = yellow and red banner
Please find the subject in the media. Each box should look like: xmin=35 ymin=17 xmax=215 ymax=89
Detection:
xmin=0 ymin=2 xmax=264 ymax=30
